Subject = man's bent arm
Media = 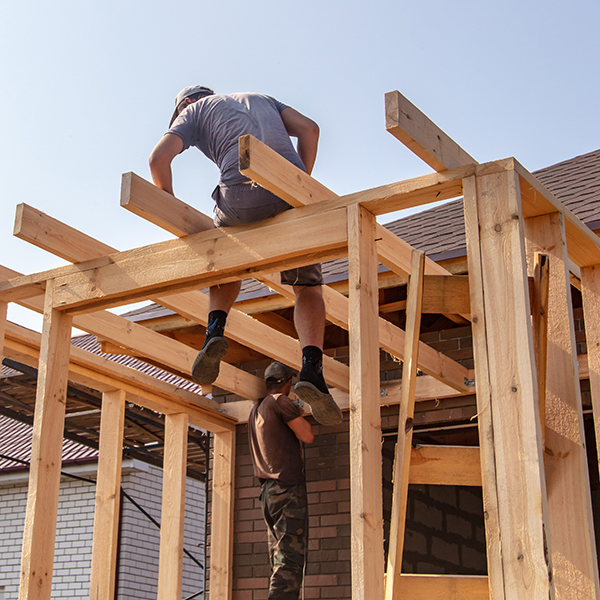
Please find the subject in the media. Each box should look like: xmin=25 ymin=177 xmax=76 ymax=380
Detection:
xmin=281 ymin=107 xmax=319 ymax=175
xmin=287 ymin=416 xmax=314 ymax=444
xmin=149 ymin=133 xmax=184 ymax=195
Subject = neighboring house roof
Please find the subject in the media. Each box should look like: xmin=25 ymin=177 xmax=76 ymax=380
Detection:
xmin=0 ymin=335 xmax=208 ymax=477
xmin=0 ymin=414 xmax=98 ymax=471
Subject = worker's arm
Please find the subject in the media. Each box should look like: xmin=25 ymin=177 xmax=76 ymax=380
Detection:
xmin=149 ymin=133 xmax=184 ymax=195
xmin=280 ymin=107 xmax=319 ymax=175
xmin=287 ymin=415 xmax=314 ymax=444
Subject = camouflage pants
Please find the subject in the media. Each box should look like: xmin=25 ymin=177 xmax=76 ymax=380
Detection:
xmin=260 ymin=479 xmax=308 ymax=600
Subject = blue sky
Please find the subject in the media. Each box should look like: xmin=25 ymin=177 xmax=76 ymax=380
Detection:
xmin=1 ymin=0 xmax=599 ymax=331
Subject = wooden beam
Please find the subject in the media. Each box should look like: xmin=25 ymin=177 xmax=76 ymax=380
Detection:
xmin=395 ymin=574 xmax=489 ymax=599
xmin=524 ymin=212 xmax=600 ymax=598
xmin=3 ymin=320 xmax=236 ymax=433
xmin=121 ymin=172 xmax=215 ymax=236
xmin=514 ymin=159 xmax=600 ymax=268
xmin=240 ymin=134 xmax=474 ymax=217
xmin=116 ymin=177 xmax=470 ymax=394
xmin=89 ymin=389 xmax=126 ymax=600
xmin=385 ymin=90 xmax=477 ymax=172
xmin=47 ymin=207 xmax=348 ymax=313
xmin=236 ymin=136 xmax=472 ymax=392
xmin=14 ymin=203 xmax=115 ymax=261
xmin=468 ymin=171 xmax=553 ymax=598
xmin=211 ymin=430 xmax=235 ymax=600
xmin=157 ymin=412 xmax=189 ymax=600
xmin=19 ymin=281 xmax=73 ymax=600
xmin=13 ymin=204 xmax=347 ymax=394
xmin=385 ymin=250 xmax=425 ymax=600
xmin=409 ymin=446 xmax=482 ymax=486
xmin=581 ymin=264 xmax=600 ymax=479
xmin=347 ymin=204 xmax=384 ymax=600
xmin=239 ymin=134 xmax=336 ymax=206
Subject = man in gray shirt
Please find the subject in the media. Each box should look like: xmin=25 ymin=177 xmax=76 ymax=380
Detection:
xmin=149 ymin=86 xmax=342 ymax=426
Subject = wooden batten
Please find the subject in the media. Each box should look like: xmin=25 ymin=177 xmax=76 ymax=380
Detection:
xmin=211 ymin=430 xmax=236 ymax=600
xmin=524 ymin=212 xmax=600 ymax=598
xmin=531 ymin=253 xmax=549 ymax=448
xmin=581 ymin=264 xmax=600 ymax=476
xmin=409 ymin=446 xmax=482 ymax=486
xmin=385 ymin=249 xmax=425 ymax=600
xmin=347 ymin=204 xmax=384 ymax=600
xmin=90 ymin=389 xmax=126 ymax=600
xmin=19 ymin=281 xmax=73 ymax=600
xmin=157 ymin=412 xmax=189 ymax=600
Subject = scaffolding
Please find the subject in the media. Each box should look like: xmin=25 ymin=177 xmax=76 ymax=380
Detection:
xmin=1 ymin=91 xmax=599 ymax=599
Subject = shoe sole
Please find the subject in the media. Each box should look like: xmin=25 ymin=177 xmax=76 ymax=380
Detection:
xmin=191 ymin=337 xmax=229 ymax=385
xmin=294 ymin=381 xmax=343 ymax=426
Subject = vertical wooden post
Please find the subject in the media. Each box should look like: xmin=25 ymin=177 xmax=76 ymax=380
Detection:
xmin=0 ymin=300 xmax=7 ymax=361
xmin=531 ymin=254 xmax=549 ymax=449
xmin=581 ymin=264 xmax=600 ymax=474
xmin=19 ymin=281 xmax=73 ymax=600
xmin=464 ymin=172 xmax=554 ymax=599
xmin=463 ymin=175 xmax=505 ymax=600
xmin=385 ymin=249 xmax=425 ymax=600
xmin=89 ymin=389 xmax=126 ymax=600
xmin=525 ymin=212 xmax=600 ymax=599
xmin=157 ymin=412 xmax=189 ymax=600
xmin=347 ymin=203 xmax=384 ymax=600
xmin=211 ymin=430 xmax=235 ymax=600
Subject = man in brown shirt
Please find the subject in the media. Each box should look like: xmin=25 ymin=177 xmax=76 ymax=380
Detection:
xmin=248 ymin=362 xmax=314 ymax=600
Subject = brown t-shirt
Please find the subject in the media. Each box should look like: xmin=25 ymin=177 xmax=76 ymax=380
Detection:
xmin=248 ymin=393 xmax=305 ymax=486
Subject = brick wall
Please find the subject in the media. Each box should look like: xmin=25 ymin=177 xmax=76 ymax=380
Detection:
xmin=0 ymin=460 xmax=206 ymax=599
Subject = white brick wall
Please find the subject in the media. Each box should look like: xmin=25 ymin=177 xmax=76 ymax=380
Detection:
xmin=0 ymin=461 xmax=206 ymax=599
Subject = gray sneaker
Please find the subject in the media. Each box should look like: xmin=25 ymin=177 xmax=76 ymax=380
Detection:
xmin=294 ymin=381 xmax=343 ymax=425
xmin=191 ymin=337 xmax=228 ymax=385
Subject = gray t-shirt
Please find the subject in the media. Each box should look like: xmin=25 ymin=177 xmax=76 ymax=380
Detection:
xmin=168 ymin=92 xmax=306 ymax=186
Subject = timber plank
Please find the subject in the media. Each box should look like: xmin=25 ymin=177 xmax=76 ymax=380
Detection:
xmin=395 ymin=574 xmax=489 ymax=599
xmin=90 ymin=389 xmax=126 ymax=600
xmin=409 ymin=446 xmax=482 ymax=486
xmin=13 ymin=204 xmax=347 ymax=393
xmin=121 ymin=172 xmax=214 ymax=236
xmin=385 ymin=90 xmax=478 ymax=172
xmin=525 ymin=213 xmax=600 ymax=598
xmin=347 ymin=204 xmax=384 ymax=600
xmin=19 ymin=282 xmax=73 ymax=600
xmin=211 ymin=430 xmax=235 ymax=600
xmin=49 ymin=207 xmax=348 ymax=312
xmin=473 ymin=171 xmax=553 ymax=598
xmin=157 ymin=412 xmax=189 ymax=600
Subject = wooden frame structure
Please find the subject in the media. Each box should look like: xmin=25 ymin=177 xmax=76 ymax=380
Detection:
xmin=1 ymin=90 xmax=599 ymax=599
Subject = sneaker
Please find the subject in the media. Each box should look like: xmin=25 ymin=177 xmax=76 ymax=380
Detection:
xmin=191 ymin=336 xmax=228 ymax=385
xmin=294 ymin=381 xmax=343 ymax=425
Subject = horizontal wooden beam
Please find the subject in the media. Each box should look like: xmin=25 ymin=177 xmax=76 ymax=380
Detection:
xmin=385 ymin=90 xmax=478 ymax=172
xmin=13 ymin=204 xmax=348 ymax=393
xmin=395 ymin=574 xmax=489 ymax=599
xmin=3 ymin=321 xmax=236 ymax=433
xmin=409 ymin=445 xmax=482 ymax=486
xmin=121 ymin=172 xmax=215 ymax=236
xmin=0 ymin=262 xmax=265 ymax=402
